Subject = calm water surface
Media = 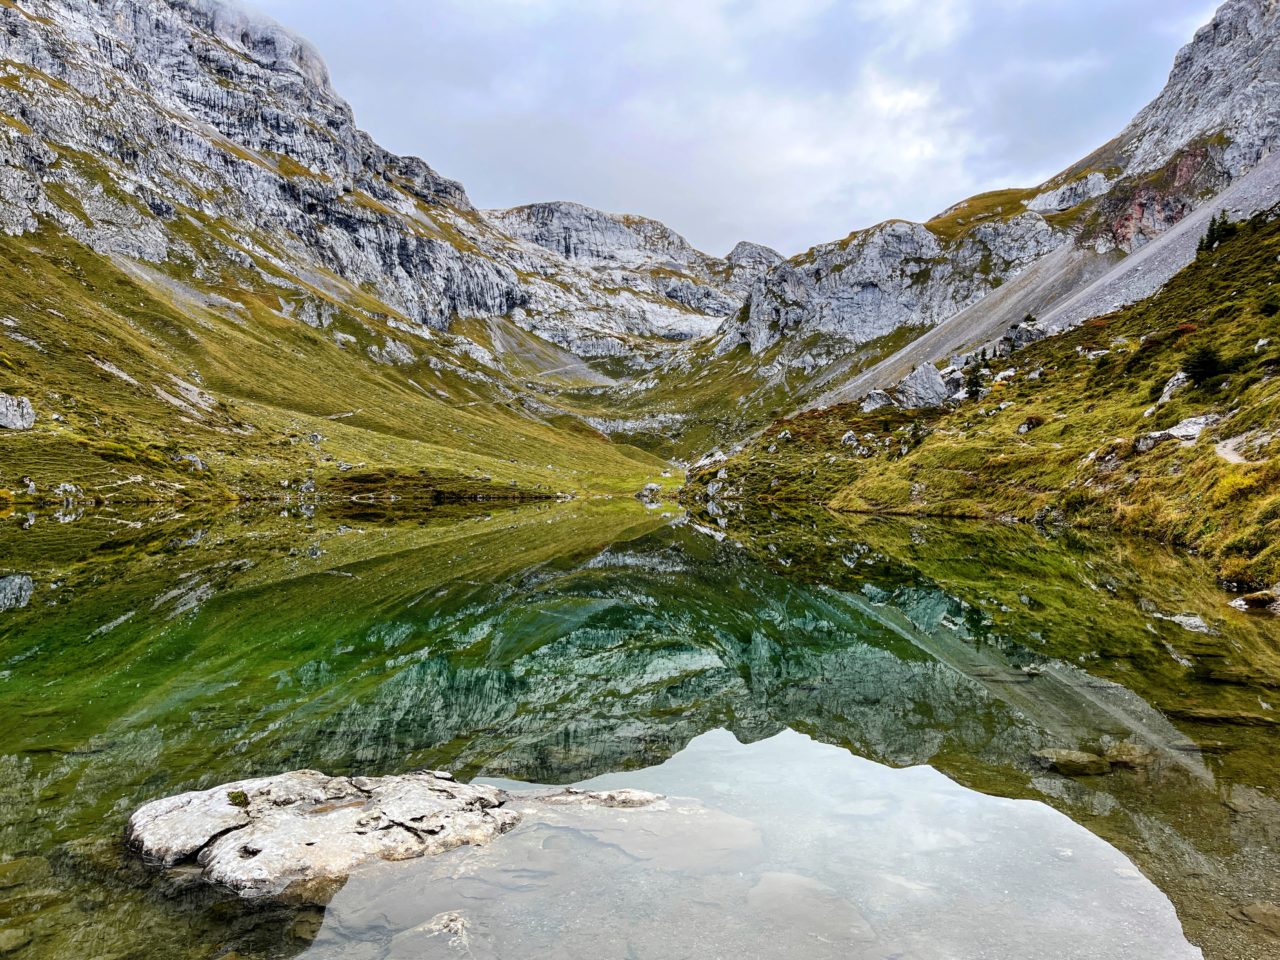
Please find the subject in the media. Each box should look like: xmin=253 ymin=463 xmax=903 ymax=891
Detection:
xmin=1 ymin=499 xmax=1278 ymax=959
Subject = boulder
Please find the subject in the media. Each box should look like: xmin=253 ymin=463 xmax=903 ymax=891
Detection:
xmin=1031 ymin=749 xmax=1112 ymax=776
xmin=0 ymin=393 xmax=35 ymax=430
xmin=635 ymin=483 xmax=662 ymax=504
xmin=0 ymin=575 xmax=34 ymax=612
xmin=1137 ymin=414 xmax=1221 ymax=453
xmin=127 ymin=770 xmax=521 ymax=900
xmin=128 ymin=770 xmax=663 ymax=901
xmin=893 ymin=364 xmax=950 ymax=409
xmin=1104 ymin=743 xmax=1156 ymax=768
xmin=860 ymin=390 xmax=896 ymax=413
xmin=1170 ymin=414 xmax=1220 ymax=441
xmin=1157 ymin=371 xmax=1189 ymax=406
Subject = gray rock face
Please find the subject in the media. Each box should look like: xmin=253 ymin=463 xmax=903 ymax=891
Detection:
xmin=0 ymin=0 xmax=775 ymax=368
xmin=0 ymin=393 xmax=34 ymax=430
xmin=892 ymin=364 xmax=951 ymax=410
xmin=726 ymin=240 xmax=786 ymax=276
xmin=487 ymin=202 xmax=781 ymax=350
xmin=490 ymin=201 xmax=701 ymax=267
xmin=716 ymin=0 xmax=1280 ymax=384
xmin=127 ymin=769 xmax=661 ymax=900
xmin=1118 ymin=0 xmax=1280 ymax=181
xmin=1025 ymin=173 xmax=1115 ymax=213
xmin=725 ymin=215 xmax=1067 ymax=355
xmin=0 ymin=0 xmax=527 ymax=330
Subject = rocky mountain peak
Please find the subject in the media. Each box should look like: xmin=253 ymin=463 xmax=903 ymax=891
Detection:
xmin=1119 ymin=0 xmax=1280 ymax=179
xmin=175 ymin=0 xmax=336 ymax=94
xmin=487 ymin=201 xmax=701 ymax=268
xmin=725 ymin=240 xmax=784 ymax=271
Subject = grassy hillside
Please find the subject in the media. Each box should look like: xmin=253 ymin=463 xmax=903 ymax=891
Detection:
xmin=688 ymin=205 xmax=1280 ymax=589
xmin=0 ymin=226 xmax=674 ymax=504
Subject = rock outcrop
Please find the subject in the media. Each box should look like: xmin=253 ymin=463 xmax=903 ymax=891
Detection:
xmin=1117 ymin=0 xmax=1280 ymax=182
xmin=488 ymin=201 xmax=780 ymax=351
xmin=0 ymin=574 xmax=33 ymax=611
xmin=723 ymin=213 xmax=1068 ymax=356
xmin=127 ymin=769 xmax=662 ymax=901
xmin=1025 ymin=173 xmax=1115 ymax=214
xmin=0 ymin=393 xmax=35 ymax=430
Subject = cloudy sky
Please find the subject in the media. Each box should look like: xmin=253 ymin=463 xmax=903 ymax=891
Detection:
xmin=250 ymin=0 xmax=1218 ymax=256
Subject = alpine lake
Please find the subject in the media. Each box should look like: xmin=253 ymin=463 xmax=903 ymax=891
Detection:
xmin=1 ymin=495 xmax=1278 ymax=960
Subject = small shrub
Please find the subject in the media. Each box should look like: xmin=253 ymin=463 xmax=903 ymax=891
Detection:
xmin=1184 ymin=345 xmax=1224 ymax=384
xmin=227 ymin=790 xmax=249 ymax=808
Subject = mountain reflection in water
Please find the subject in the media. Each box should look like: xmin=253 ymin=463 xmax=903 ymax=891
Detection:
xmin=0 ymin=500 xmax=1276 ymax=959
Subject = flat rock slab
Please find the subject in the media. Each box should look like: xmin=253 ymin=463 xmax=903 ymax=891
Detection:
xmin=127 ymin=770 xmax=661 ymax=901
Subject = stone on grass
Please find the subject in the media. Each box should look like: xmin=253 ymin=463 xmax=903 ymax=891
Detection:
xmin=0 ymin=393 xmax=34 ymax=430
xmin=893 ymin=364 xmax=951 ymax=409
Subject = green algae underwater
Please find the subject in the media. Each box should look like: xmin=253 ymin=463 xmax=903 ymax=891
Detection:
xmin=0 ymin=498 xmax=1278 ymax=959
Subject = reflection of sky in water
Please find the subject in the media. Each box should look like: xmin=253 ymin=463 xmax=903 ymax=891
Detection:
xmin=305 ymin=730 xmax=1200 ymax=960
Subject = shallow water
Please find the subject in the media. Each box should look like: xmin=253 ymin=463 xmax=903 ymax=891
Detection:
xmin=308 ymin=730 xmax=1197 ymax=960
xmin=1 ymin=500 xmax=1278 ymax=958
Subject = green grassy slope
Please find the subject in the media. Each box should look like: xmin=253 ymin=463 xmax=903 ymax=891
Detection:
xmin=0 ymin=226 xmax=674 ymax=503
xmin=687 ymin=206 xmax=1280 ymax=588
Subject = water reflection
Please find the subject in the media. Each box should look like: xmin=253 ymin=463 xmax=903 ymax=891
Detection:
xmin=306 ymin=730 xmax=1199 ymax=960
xmin=0 ymin=500 xmax=1277 ymax=958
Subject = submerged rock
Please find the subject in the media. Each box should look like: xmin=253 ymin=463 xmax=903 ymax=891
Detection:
xmin=1103 ymin=742 xmax=1156 ymax=768
xmin=127 ymin=770 xmax=663 ymax=901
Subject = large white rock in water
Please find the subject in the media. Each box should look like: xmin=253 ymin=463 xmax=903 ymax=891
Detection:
xmin=0 ymin=393 xmax=34 ymax=430
xmin=893 ymin=364 xmax=951 ymax=409
xmin=127 ymin=770 xmax=520 ymax=900
xmin=127 ymin=770 xmax=663 ymax=901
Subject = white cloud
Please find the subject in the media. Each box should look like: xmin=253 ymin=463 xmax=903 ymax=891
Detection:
xmin=249 ymin=0 xmax=1219 ymax=255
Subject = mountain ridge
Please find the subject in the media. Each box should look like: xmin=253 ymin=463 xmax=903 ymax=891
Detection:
xmin=0 ymin=0 xmax=1278 ymax=503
